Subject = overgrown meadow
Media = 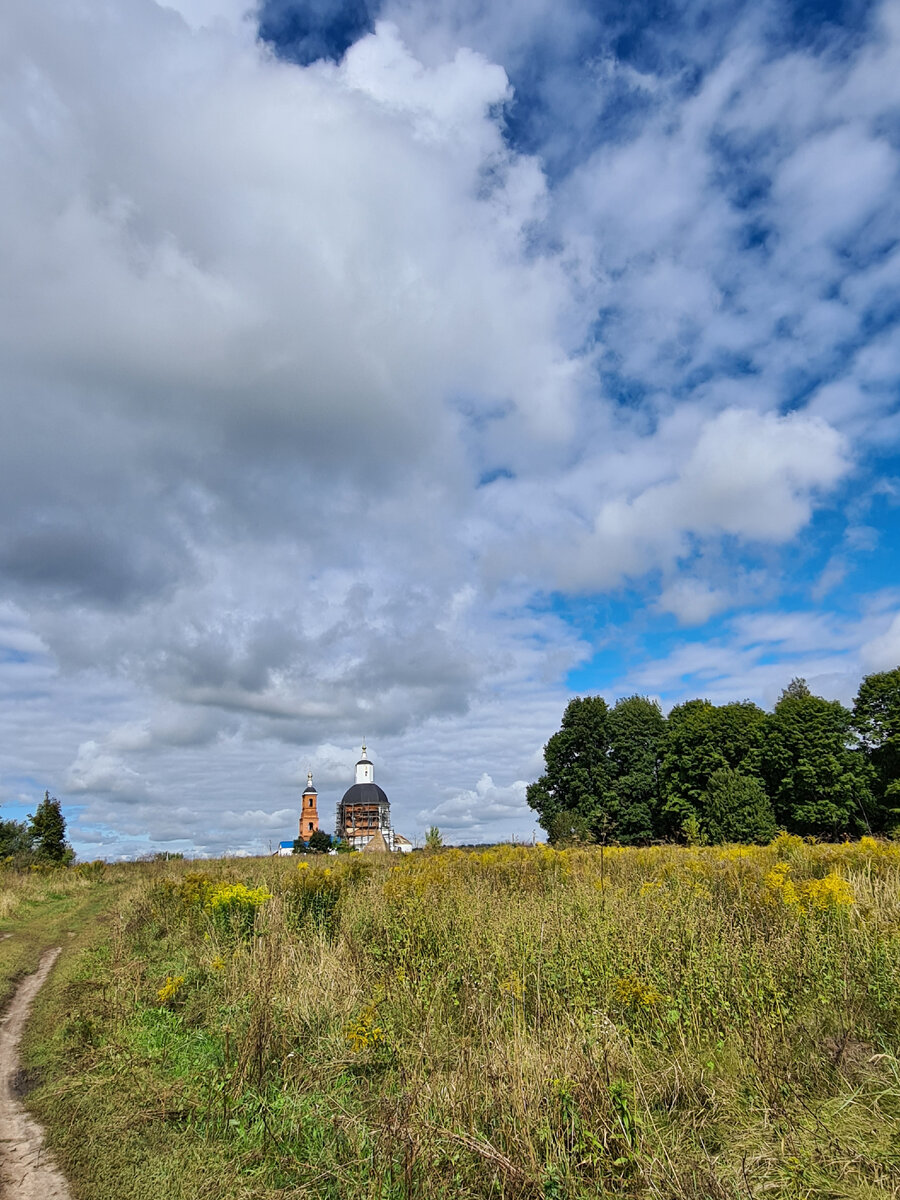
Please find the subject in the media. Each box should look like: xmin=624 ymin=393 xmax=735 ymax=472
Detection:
xmin=23 ymin=840 xmax=900 ymax=1199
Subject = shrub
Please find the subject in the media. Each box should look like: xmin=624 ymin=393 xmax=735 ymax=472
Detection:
xmin=703 ymin=767 xmax=776 ymax=844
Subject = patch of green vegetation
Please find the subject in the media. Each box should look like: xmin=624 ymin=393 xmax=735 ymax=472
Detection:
xmin=15 ymin=842 xmax=900 ymax=1199
xmin=0 ymin=865 xmax=124 ymax=1010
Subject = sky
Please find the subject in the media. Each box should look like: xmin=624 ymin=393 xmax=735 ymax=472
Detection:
xmin=1 ymin=0 xmax=899 ymax=857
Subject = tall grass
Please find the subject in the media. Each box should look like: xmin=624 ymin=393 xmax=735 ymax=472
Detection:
xmin=28 ymin=839 xmax=900 ymax=1198
xmin=0 ymin=860 xmax=110 ymax=921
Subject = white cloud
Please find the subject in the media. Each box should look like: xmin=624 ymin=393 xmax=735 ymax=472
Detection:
xmin=614 ymin=601 xmax=900 ymax=712
xmin=340 ymin=22 xmax=511 ymax=142
xmin=0 ymin=0 xmax=898 ymax=856
xmin=423 ymin=772 xmax=532 ymax=838
xmin=163 ymin=0 xmax=257 ymax=32
xmin=861 ymin=613 xmax=900 ymax=672
xmin=67 ymin=741 xmax=150 ymax=802
xmin=656 ymin=579 xmax=731 ymax=626
xmin=772 ymin=124 xmax=895 ymax=251
xmin=520 ymin=407 xmax=849 ymax=591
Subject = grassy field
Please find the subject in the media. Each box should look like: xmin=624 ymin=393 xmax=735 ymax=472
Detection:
xmin=9 ymin=838 xmax=900 ymax=1199
xmin=0 ymin=863 xmax=129 ymax=1010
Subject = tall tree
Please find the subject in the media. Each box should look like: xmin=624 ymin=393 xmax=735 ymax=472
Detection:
xmin=755 ymin=680 xmax=872 ymax=837
xmin=606 ymin=695 xmax=665 ymax=843
xmin=306 ymin=830 xmax=333 ymax=853
xmin=28 ymin=792 xmax=71 ymax=863
xmin=852 ymin=667 xmax=900 ymax=830
xmin=425 ymin=826 xmax=444 ymax=851
xmin=0 ymin=817 xmax=31 ymax=858
xmin=660 ymin=699 xmax=766 ymax=835
xmin=542 ymin=810 xmax=596 ymax=846
xmin=527 ymin=696 xmax=612 ymax=842
xmin=702 ymin=767 xmax=776 ymax=845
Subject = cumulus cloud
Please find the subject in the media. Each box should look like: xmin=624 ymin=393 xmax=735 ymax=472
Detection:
xmin=0 ymin=0 xmax=897 ymax=856
xmin=656 ymin=579 xmax=731 ymax=626
xmin=861 ymin=614 xmax=900 ymax=673
xmin=423 ymin=773 xmax=531 ymax=838
xmin=67 ymin=742 xmax=150 ymax=803
xmin=488 ymin=407 xmax=849 ymax=592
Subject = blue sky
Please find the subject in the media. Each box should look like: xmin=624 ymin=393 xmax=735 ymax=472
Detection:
xmin=0 ymin=0 xmax=898 ymax=855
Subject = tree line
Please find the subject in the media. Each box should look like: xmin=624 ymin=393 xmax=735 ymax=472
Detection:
xmin=526 ymin=667 xmax=900 ymax=845
xmin=0 ymin=791 xmax=72 ymax=864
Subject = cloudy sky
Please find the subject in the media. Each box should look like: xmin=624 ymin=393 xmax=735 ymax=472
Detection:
xmin=1 ymin=0 xmax=899 ymax=856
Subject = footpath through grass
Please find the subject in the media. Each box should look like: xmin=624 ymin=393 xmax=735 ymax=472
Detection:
xmin=0 ymin=859 xmax=132 ymax=1161
xmin=14 ymin=839 xmax=900 ymax=1199
xmin=0 ymin=864 xmax=128 ymax=1011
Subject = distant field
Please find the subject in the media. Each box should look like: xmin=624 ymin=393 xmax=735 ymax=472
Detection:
xmin=13 ymin=839 xmax=900 ymax=1199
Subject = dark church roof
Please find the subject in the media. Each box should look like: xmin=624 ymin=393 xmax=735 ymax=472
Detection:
xmin=340 ymin=782 xmax=389 ymax=808
xmin=302 ymin=783 xmax=317 ymax=794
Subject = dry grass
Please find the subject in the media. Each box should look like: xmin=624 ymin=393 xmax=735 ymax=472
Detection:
xmin=23 ymin=838 xmax=900 ymax=1199
xmin=0 ymin=864 xmax=104 ymax=922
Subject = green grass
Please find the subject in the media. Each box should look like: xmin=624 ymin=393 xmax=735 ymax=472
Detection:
xmin=13 ymin=840 xmax=900 ymax=1198
xmin=0 ymin=865 xmax=128 ymax=1010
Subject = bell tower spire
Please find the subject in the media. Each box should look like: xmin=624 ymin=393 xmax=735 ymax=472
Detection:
xmin=300 ymin=771 xmax=319 ymax=842
xmin=355 ymin=742 xmax=373 ymax=785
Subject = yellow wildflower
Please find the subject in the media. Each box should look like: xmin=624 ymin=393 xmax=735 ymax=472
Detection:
xmin=764 ymin=862 xmax=853 ymax=912
xmin=615 ymin=974 xmax=665 ymax=1008
xmin=798 ymin=872 xmax=854 ymax=910
xmin=344 ymin=1006 xmax=385 ymax=1052
xmin=500 ymin=976 xmax=525 ymax=1002
xmin=157 ymin=975 xmax=184 ymax=1005
xmin=203 ymin=882 xmax=272 ymax=913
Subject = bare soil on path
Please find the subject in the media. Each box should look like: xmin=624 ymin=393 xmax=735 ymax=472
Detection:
xmin=0 ymin=949 xmax=72 ymax=1200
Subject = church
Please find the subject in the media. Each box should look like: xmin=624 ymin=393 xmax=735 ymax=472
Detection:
xmin=336 ymin=743 xmax=397 ymax=850
xmin=279 ymin=745 xmax=411 ymax=853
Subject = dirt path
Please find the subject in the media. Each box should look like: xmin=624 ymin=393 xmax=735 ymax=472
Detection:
xmin=0 ymin=949 xmax=72 ymax=1200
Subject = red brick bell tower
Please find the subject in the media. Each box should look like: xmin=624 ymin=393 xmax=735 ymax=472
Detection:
xmin=299 ymin=772 xmax=319 ymax=842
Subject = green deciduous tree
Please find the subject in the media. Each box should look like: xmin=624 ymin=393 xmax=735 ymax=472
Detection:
xmin=527 ymin=696 xmax=613 ymax=843
xmin=702 ymin=767 xmax=776 ymax=845
xmin=852 ymin=666 xmax=900 ymax=829
xmin=27 ymin=792 xmax=71 ymax=863
xmin=606 ymin=695 xmax=665 ymax=843
xmin=543 ymin=810 xmax=595 ymax=846
xmin=306 ymin=830 xmax=333 ymax=853
xmin=660 ymin=699 xmax=766 ymax=836
xmin=530 ymin=672 xmax=884 ymax=849
xmin=528 ymin=695 xmax=666 ymax=844
xmin=755 ymin=680 xmax=872 ymax=838
xmin=0 ymin=817 xmax=31 ymax=859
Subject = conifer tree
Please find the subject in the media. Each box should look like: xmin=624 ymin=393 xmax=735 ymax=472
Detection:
xmin=28 ymin=792 xmax=71 ymax=863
